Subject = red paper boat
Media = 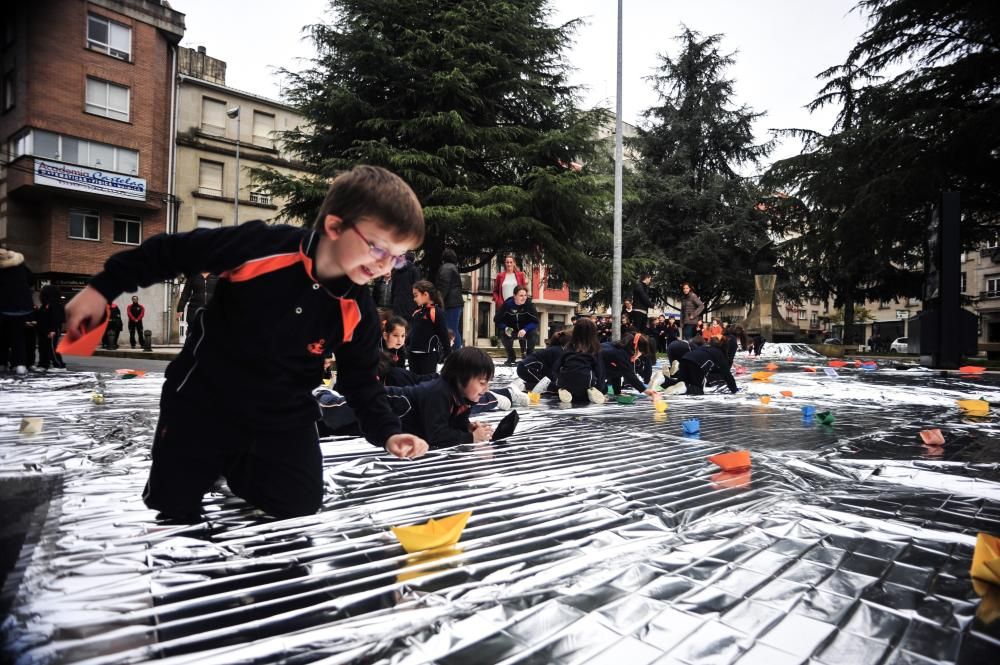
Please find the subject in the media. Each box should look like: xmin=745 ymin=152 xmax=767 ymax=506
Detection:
xmin=56 ymin=307 xmax=109 ymax=357
xmin=708 ymin=450 xmax=751 ymax=472
xmin=959 ymin=366 xmax=987 ymax=374
xmin=711 ymin=470 xmax=751 ymax=490
xmin=780 ymin=390 xmax=793 ymax=397
xmin=828 ymin=360 xmax=847 ymax=368
xmin=803 ymin=366 xmax=817 ymax=372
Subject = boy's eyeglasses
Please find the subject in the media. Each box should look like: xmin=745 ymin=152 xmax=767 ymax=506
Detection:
xmin=349 ymin=226 xmax=407 ymax=270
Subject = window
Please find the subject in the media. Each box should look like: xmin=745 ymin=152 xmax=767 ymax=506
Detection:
xmin=23 ymin=131 xmax=139 ymax=174
xmin=34 ymin=130 xmax=59 ymax=159
xmin=85 ymin=77 xmax=129 ymax=121
xmin=252 ymin=110 xmax=274 ymax=147
xmin=546 ymin=267 xmax=564 ymax=290
xmin=810 ymin=297 xmax=820 ymax=306
xmin=69 ymin=209 xmax=100 ymax=240
xmin=987 ymin=235 xmax=999 ymax=250
xmin=961 ymin=272 xmax=967 ymax=293
xmin=87 ymin=14 xmax=130 ymax=60
xmin=477 ymin=268 xmax=493 ymax=292
xmin=797 ymin=310 xmax=807 ymax=320
xmin=88 ymin=141 xmax=114 ymax=170
xmin=810 ymin=312 xmax=819 ymax=328
xmin=201 ymin=97 xmax=226 ymax=135
xmin=2 ymin=69 xmax=13 ymax=111
xmin=249 ymin=190 xmax=271 ymax=205
xmin=988 ymin=276 xmax=1000 ymax=297
xmin=197 ymin=217 xmax=222 ymax=229
xmin=113 ymin=214 xmax=141 ymax=244
xmin=198 ymin=160 xmax=223 ymax=195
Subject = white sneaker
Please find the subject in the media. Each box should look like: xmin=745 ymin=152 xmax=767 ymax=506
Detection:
xmin=506 ymin=385 xmax=530 ymax=407
xmin=533 ymin=376 xmax=551 ymax=394
xmin=558 ymin=388 xmax=573 ymax=403
xmin=492 ymin=392 xmax=512 ymax=411
xmin=665 ymin=381 xmax=687 ymax=395
xmin=670 ymin=360 xmax=679 ymax=376
xmin=14 ymin=365 xmax=27 ymax=376
xmin=50 ymin=367 xmax=67 ymax=372
xmin=649 ymin=370 xmax=665 ymax=390
xmin=587 ymin=387 xmax=606 ymax=404
xmin=510 ymin=378 xmax=526 ymax=392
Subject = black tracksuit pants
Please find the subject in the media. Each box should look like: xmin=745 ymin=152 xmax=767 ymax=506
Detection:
xmin=143 ymin=391 xmax=323 ymax=519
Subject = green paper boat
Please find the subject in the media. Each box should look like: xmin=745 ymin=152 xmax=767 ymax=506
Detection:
xmin=816 ymin=411 xmax=835 ymax=425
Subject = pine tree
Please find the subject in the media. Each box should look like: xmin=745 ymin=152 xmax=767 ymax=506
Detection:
xmin=625 ymin=28 xmax=771 ymax=314
xmin=253 ymin=0 xmax=610 ymax=281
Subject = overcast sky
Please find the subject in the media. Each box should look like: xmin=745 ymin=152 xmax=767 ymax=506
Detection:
xmin=168 ymin=0 xmax=870 ymax=170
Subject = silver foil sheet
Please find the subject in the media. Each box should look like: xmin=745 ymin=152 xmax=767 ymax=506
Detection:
xmin=1 ymin=344 xmax=1000 ymax=664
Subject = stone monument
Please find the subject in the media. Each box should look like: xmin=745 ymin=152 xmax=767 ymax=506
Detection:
xmin=741 ymin=274 xmax=800 ymax=342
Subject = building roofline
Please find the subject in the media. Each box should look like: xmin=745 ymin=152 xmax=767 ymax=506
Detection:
xmin=178 ymin=74 xmax=298 ymax=112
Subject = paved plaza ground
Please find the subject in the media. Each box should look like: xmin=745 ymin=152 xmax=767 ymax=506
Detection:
xmin=2 ymin=345 xmax=1000 ymax=664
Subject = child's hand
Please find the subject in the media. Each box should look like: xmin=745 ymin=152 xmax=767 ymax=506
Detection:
xmin=385 ymin=433 xmax=428 ymax=459
xmin=471 ymin=422 xmax=493 ymax=442
xmin=643 ymin=388 xmax=658 ymax=397
xmin=64 ymin=286 xmax=108 ymax=340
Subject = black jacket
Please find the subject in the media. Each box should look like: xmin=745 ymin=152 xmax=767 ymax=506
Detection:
xmin=435 ymin=262 xmax=464 ymax=309
xmin=90 ymin=221 xmax=401 ymax=444
xmin=557 ymin=350 xmax=606 ymax=392
xmin=409 ymin=304 xmax=451 ymax=357
xmin=384 ymin=367 xmax=438 ymax=387
xmin=177 ymin=273 xmax=219 ymax=314
xmin=600 ymin=342 xmax=646 ymax=392
xmin=390 ymin=261 xmax=421 ymax=319
xmin=683 ymin=346 xmax=738 ymax=393
xmin=667 ymin=339 xmax=694 ymax=363
xmin=0 ymin=252 xmax=33 ymax=315
xmin=521 ymin=344 xmax=565 ymax=381
xmin=632 ymin=281 xmax=651 ymax=311
xmin=494 ymin=296 xmax=540 ymax=334
xmin=386 ymin=377 xmax=474 ymax=447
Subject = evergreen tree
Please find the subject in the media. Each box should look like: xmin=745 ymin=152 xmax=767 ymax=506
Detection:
xmin=253 ymin=0 xmax=611 ymax=281
xmin=625 ymin=28 xmax=771 ymax=315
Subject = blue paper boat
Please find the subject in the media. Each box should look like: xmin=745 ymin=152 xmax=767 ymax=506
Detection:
xmin=801 ymin=406 xmax=816 ymax=418
xmin=682 ymin=419 xmax=700 ymax=434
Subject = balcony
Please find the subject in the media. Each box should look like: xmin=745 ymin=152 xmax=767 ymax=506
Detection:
xmin=982 ymin=290 xmax=1000 ymax=300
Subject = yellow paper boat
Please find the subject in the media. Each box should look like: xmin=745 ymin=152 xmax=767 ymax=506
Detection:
xmin=957 ymin=399 xmax=990 ymax=416
xmin=391 ymin=511 xmax=472 ymax=554
xmin=972 ymin=578 xmax=1000 ymax=624
xmin=972 ymin=532 xmax=1000 ymax=586
xmin=751 ymin=371 xmax=775 ymax=382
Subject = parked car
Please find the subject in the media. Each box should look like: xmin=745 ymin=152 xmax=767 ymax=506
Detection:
xmin=889 ymin=337 xmax=909 ymax=353
xmin=823 ymin=337 xmax=843 ymax=345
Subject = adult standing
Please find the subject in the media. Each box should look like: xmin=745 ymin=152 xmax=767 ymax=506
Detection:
xmin=36 ymin=284 xmax=66 ymax=371
xmin=177 ymin=272 xmax=219 ymax=323
xmin=679 ymin=282 xmax=705 ymax=340
xmin=631 ymin=274 xmax=652 ymax=333
xmin=492 ymin=255 xmax=527 ymax=309
xmin=0 ymin=248 xmax=34 ymax=375
xmin=494 ymin=286 xmax=539 ymax=366
xmin=390 ymin=251 xmax=421 ymax=323
xmin=127 ymin=295 xmax=145 ymax=348
xmin=436 ymin=248 xmax=464 ymax=349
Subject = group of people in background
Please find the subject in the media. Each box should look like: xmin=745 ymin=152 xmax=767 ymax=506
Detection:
xmin=0 ymin=248 xmax=67 ymax=374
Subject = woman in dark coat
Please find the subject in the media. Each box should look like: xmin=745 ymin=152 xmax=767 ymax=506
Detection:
xmin=435 ymin=249 xmax=464 ymax=349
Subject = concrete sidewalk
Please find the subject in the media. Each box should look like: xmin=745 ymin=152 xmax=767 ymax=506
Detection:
xmin=93 ymin=345 xmax=183 ymax=361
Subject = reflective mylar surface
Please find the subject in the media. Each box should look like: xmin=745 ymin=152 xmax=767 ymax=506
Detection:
xmin=2 ymin=344 xmax=1000 ymax=664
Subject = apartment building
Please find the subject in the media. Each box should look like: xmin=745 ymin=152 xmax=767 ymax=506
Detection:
xmin=1 ymin=0 xmax=184 ymax=342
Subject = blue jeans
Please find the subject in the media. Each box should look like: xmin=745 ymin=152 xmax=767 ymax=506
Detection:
xmin=445 ymin=306 xmax=463 ymax=349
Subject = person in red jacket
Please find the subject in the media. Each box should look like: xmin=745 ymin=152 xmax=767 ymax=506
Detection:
xmin=491 ymin=255 xmax=527 ymax=308
xmin=127 ymin=295 xmax=145 ymax=348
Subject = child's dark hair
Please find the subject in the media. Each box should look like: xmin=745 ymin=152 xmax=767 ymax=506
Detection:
xmin=620 ymin=332 xmax=654 ymax=359
xmin=384 ymin=315 xmax=408 ymax=335
xmin=441 ymin=248 xmax=458 ymax=264
xmin=440 ymin=347 xmax=495 ymax=395
xmin=548 ymin=328 xmax=571 ymax=347
xmin=376 ymin=352 xmax=395 ymax=382
xmin=567 ymin=318 xmax=600 ymax=355
xmin=313 ymin=165 xmax=424 ymax=243
xmin=412 ymin=279 xmax=444 ymax=308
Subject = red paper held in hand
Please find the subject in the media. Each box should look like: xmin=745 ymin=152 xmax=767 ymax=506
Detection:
xmin=919 ymin=429 xmax=945 ymax=446
xmin=56 ymin=306 xmax=109 ymax=357
xmin=708 ymin=450 xmax=751 ymax=472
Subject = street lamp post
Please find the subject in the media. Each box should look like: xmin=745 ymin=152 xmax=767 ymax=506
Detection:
xmin=612 ymin=0 xmax=623 ymax=341
xmin=226 ymin=105 xmax=240 ymax=225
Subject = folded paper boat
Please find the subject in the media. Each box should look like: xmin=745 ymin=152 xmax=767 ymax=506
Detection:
xmin=957 ymin=399 xmax=989 ymax=416
xmin=708 ymin=450 xmax=751 ymax=472
xmin=391 ymin=511 xmax=472 ymax=554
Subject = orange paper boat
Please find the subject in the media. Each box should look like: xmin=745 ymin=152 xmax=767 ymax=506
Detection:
xmin=780 ymin=390 xmax=793 ymax=398
xmin=708 ymin=450 xmax=751 ymax=472
xmin=391 ymin=511 xmax=472 ymax=554
xmin=958 ymin=399 xmax=990 ymax=416
xmin=115 ymin=368 xmax=147 ymax=378
xmin=959 ymin=366 xmax=987 ymax=374
xmin=56 ymin=307 xmax=109 ymax=357
xmin=759 ymin=395 xmax=771 ymax=404
xmin=919 ymin=429 xmax=945 ymax=446
xmin=971 ymin=533 xmax=1000 ymax=586
xmin=711 ymin=470 xmax=751 ymax=490
xmin=828 ymin=360 xmax=847 ymax=368
xmin=751 ymin=371 xmax=775 ymax=382
xmin=765 ymin=363 xmax=779 ymax=371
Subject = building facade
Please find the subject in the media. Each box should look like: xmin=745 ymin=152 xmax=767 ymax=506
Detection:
xmin=1 ymin=0 xmax=185 ymax=342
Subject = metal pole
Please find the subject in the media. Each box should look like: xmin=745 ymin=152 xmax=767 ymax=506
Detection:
xmin=611 ymin=0 xmax=623 ymax=342
xmin=234 ymin=111 xmax=240 ymax=225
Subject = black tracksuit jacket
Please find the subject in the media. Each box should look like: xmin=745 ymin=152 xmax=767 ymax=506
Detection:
xmin=385 ymin=377 xmax=475 ymax=447
xmin=89 ymin=221 xmax=401 ymax=445
xmin=519 ymin=344 xmax=565 ymax=382
xmin=682 ymin=346 xmax=738 ymax=393
xmin=600 ymin=342 xmax=646 ymax=392
xmin=409 ymin=304 xmax=451 ymax=358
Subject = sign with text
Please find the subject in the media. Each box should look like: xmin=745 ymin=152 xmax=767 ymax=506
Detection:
xmin=34 ymin=159 xmax=146 ymax=201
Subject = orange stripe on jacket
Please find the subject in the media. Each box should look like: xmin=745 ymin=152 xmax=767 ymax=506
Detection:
xmin=340 ymin=299 xmax=361 ymax=342
xmin=220 ymin=252 xmax=302 ymax=283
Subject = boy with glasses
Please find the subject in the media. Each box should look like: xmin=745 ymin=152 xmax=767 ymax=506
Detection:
xmin=64 ymin=166 xmax=429 ymax=520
